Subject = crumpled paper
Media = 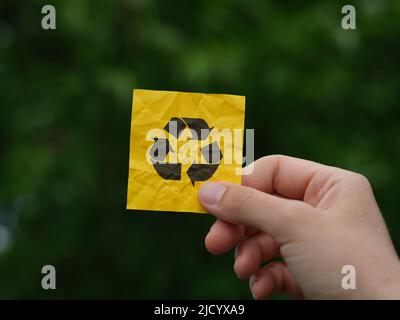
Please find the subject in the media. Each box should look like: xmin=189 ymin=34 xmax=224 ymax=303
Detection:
xmin=126 ymin=89 xmax=245 ymax=213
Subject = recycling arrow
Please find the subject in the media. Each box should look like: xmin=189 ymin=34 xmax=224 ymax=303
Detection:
xmin=163 ymin=117 xmax=213 ymax=140
xmin=149 ymin=117 xmax=222 ymax=185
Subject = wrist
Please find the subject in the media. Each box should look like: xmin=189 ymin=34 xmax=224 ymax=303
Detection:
xmin=369 ymin=261 xmax=400 ymax=300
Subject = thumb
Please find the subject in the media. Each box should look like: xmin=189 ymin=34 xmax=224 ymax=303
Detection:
xmin=198 ymin=182 xmax=313 ymax=240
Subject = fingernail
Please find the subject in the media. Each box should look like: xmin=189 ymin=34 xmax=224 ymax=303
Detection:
xmin=249 ymin=275 xmax=257 ymax=298
xmin=234 ymin=244 xmax=240 ymax=260
xmin=199 ymin=183 xmax=227 ymax=205
xmin=208 ymin=223 xmax=216 ymax=233
xmin=206 ymin=223 xmax=216 ymax=239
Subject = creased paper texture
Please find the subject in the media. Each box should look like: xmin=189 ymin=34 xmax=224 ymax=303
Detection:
xmin=127 ymin=89 xmax=245 ymax=213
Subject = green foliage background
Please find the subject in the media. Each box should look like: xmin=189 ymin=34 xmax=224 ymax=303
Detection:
xmin=0 ymin=0 xmax=399 ymax=298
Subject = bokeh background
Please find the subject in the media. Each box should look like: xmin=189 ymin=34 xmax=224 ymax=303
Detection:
xmin=0 ymin=0 xmax=399 ymax=299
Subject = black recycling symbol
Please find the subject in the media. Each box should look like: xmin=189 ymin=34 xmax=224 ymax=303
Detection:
xmin=148 ymin=117 xmax=223 ymax=185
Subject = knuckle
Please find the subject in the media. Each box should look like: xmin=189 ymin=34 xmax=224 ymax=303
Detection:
xmin=356 ymin=173 xmax=371 ymax=187
xmin=347 ymin=172 xmax=371 ymax=189
xmin=259 ymin=154 xmax=284 ymax=164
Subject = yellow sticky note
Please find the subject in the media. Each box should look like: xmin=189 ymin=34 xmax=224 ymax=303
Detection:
xmin=127 ymin=89 xmax=245 ymax=213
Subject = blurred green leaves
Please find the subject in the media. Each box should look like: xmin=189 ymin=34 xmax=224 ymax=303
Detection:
xmin=0 ymin=0 xmax=399 ymax=298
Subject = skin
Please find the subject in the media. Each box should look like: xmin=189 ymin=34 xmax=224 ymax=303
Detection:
xmin=198 ymin=155 xmax=400 ymax=299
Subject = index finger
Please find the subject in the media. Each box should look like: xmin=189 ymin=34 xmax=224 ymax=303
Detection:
xmin=242 ymin=155 xmax=335 ymax=200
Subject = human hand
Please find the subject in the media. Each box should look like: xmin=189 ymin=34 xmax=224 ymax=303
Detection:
xmin=199 ymin=155 xmax=400 ymax=299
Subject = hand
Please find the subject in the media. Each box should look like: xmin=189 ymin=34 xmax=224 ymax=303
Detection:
xmin=198 ymin=155 xmax=400 ymax=299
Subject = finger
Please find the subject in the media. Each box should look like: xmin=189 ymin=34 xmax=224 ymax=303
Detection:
xmin=244 ymin=226 xmax=260 ymax=237
xmin=205 ymin=219 xmax=245 ymax=255
xmin=199 ymin=182 xmax=314 ymax=240
xmin=249 ymin=262 xmax=303 ymax=300
xmin=242 ymin=155 xmax=335 ymax=200
xmin=234 ymin=233 xmax=279 ymax=279
xmin=205 ymin=221 xmax=259 ymax=255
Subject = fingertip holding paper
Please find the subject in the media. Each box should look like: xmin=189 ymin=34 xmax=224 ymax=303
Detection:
xmin=126 ymin=89 xmax=246 ymax=213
